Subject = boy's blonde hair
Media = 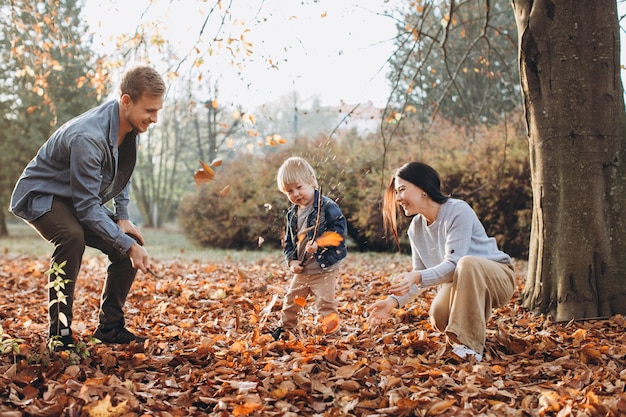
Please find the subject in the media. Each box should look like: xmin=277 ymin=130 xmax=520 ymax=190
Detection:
xmin=277 ymin=157 xmax=319 ymax=193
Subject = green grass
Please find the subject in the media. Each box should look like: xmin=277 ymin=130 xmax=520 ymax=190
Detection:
xmin=1 ymin=221 xmax=279 ymax=263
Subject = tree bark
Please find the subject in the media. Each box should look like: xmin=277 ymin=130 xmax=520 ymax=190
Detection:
xmin=513 ymin=0 xmax=626 ymax=320
xmin=0 ymin=208 xmax=7 ymax=237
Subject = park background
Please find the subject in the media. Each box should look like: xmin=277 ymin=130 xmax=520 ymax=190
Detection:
xmin=1 ymin=1 xmax=626 ymax=416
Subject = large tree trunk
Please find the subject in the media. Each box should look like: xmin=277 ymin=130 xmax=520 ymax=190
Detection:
xmin=513 ymin=0 xmax=626 ymax=321
xmin=0 ymin=208 xmax=7 ymax=237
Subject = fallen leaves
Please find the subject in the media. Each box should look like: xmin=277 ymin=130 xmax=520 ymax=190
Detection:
xmin=1 ymin=254 xmax=626 ymax=416
xmin=83 ymin=394 xmax=128 ymax=417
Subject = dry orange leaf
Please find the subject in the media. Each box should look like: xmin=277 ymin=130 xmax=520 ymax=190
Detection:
xmin=581 ymin=343 xmax=602 ymax=359
xmin=211 ymin=158 xmax=223 ymax=167
xmin=294 ymin=296 xmax=307 ymax=307
xmin=232 ymin=402 xmax=263 ymax=416
xmin=194 ymin=160 xmax=215 ymax=186
xmin=83 ymin=394 xmax=128 ymax=417
xmin=219 ymin=184 xmax=231 ymax=196
xmin=316 ymin=231 xmax=343 ymax=247
xmin=230 ymin=341 xmax=246 ymax=353
xmin=427 ymin=399 xmax=456 ymax=415
xmin=572 ymin=328 xmax=587 ymax=344
xmin=322 ymin=313 xmax=339 ymax=334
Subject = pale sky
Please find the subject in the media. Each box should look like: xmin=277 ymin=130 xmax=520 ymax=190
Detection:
xmin=83 ymin=0 xmax=401 ymax=109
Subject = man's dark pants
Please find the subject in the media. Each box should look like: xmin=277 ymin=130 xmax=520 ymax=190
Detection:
xmin=30 ymin=197 xmax=137 ymax=337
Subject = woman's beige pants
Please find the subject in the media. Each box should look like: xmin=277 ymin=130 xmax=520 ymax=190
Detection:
xmin=429 ymin=256 xmax=515 ymax=355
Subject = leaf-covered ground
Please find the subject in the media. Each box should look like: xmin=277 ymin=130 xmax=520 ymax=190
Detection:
xmin=1 ymin=252 xmax=625 ymax=417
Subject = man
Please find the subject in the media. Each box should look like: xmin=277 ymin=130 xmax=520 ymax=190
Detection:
xmin=10 ymin=65 xmax=166 ymax=350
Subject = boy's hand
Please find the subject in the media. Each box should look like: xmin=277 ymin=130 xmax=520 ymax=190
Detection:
xmin=305 ymin=241 xmax=318 ymax=254
xmin=289 ymin=260 xmax=304 ymax=273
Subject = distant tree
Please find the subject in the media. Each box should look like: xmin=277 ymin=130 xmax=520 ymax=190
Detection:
xmin=131 ymin=75 xmax=257 ymax=227
xmin=253 ymin=92 xmax=340 ymax=141
xmin=131 ymin=99 xmax=190 ymax=228
xmin=387 ymin=0 xmax=519 ymax=130
xmin=0 ymin=0 xmax=104 ymax=235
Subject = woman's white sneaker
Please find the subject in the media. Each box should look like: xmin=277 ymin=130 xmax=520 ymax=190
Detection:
xmin=451 ymin=344 xmax=483 ymax=362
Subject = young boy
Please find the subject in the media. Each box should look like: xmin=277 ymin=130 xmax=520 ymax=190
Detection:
xmin=272 ymin=157 xmax=348 ymax=340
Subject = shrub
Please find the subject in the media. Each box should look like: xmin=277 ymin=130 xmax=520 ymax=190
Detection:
xmin=179 ymin=116 xmax=531 ymax=258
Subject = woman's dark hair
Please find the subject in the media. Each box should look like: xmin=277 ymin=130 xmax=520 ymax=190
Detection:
xmin=396 ymin=162 xmax=449 ymax=203
xmin=383 ymin=162 xmax=449 ymax=248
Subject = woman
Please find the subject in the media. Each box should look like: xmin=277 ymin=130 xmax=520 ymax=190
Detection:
xmin=367 ymin=162 xmax=515 ymax=361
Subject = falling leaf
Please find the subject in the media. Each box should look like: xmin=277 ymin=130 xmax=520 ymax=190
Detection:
xmin=316 ymin=231 xmax=343 ymax=247
xmin=211 ymin=158 xmax=223 ymax=167
xmin=219 ymin=185 xmax=231 ymax=196
xmin=194 ymin=160 xmax=215 ymax=186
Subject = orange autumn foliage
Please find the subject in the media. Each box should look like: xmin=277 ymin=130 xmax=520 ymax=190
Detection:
xmin=316 ymin=231 xmax=343 ymax=247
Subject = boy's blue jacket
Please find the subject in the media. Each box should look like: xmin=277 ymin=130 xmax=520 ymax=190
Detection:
xmin=284 ymin=190 xmax=347 ymax=269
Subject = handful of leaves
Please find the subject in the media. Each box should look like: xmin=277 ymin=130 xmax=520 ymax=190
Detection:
xmin=315 ymin=231 xmax=344 ymax=248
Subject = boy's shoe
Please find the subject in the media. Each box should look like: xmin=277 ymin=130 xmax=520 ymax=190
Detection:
xmin=270 ymin=327 xmax=295 ymax=341
xmin=451 ymin=344 xmax=483 ymax=362
xmin=93 ymin=327 xmax=147 ymax=344
xmin=271 ymin=327 xmax=284 ymax=341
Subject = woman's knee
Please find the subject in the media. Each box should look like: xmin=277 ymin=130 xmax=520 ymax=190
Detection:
xmin=456 ymin=256 xmax=479 ymax=275
xmin=429 ymin=284 xmax=452 ymax=331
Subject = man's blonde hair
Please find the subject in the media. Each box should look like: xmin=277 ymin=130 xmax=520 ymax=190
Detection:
xmin=276 ymin=157 xmax=318 ymax=193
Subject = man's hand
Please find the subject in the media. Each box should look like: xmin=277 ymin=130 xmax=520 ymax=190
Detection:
xmin=389 ymin=271 xmax=421 ymax=296
xmin=366 ymin=297 xmax=396 ymax=327
xmin=118 ymin=219 xmax=145 ymax=245
xmin=128 ymin=243 xmax=149 ymax=274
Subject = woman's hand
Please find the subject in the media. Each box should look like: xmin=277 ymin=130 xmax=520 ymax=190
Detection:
xmin=389 ymin=271 xmax=421 ymax=296
xmin=366 ymin=297 xmax=396 ymax=327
